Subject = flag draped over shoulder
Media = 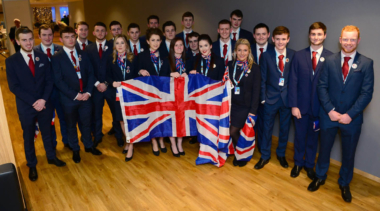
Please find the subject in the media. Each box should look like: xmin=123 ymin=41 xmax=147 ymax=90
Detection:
xmin=117 ymin=74 xmax=231 ymax=167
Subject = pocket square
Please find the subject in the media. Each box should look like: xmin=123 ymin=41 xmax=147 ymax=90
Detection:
xmin=39 ymin=63 xmax=44 ymax=67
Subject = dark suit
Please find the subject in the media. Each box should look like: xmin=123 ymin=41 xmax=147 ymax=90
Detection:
xmin=85 ymin=41 xmax=122 ymax=141
xmin=316 ymin=52 xmax=374 ymax=186
xmin=33 ymin=43 xmax=68 ymax=147
xmin=6 ymin=50 xmax=56 ymax=167
xmin=9 ymin=26 xmax=21 ymax=52
xmin=51 ymin=49 xmax=96 ymax=151
xmin=251 ymin=42 xmax=275 ymax=64
xmin=288 ymin=47 xmax=333 ymax=168
xmin=212 ymin=39 xmax=236 ymax=66
xmin=192 ymin=53 xmax=225 ymax=81
xmin=232 ymin=28 xmax=254 ymax=46
xmin=176 ymin=31 xmax=194 ymax=50
xmin=128 ymin=38 xmax=147 ymax=55
xmin=75 ymin=40 xmax=93 ymax=52
xmin=137 ymin=50 xmax=171 ymax=77
xmin=260 ymin=47 xmax=295 ymax=160
xmin=158 ymin=40 xmax=170 ymax=59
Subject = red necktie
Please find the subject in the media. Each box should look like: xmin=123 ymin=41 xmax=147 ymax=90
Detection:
xmin=70 ymin=51 xmax=83 ymax=92
xmin=98 ymin=43 xmax=103 ymax=59
xmin=185 ymin=33 xmax=189 ymax=46
xmin=133 ymin=44 xmax=138 ymax=56
xmin=27 ymin=54 xmax=35 ymax=77
xmin=223 ymin=44 xmax=228 ymax=66
xmin=259 ymin=48 xmax=264 ymax=62
xmin=82 ymin=43 xmax=86 ymax=50
xmin=312 ymin=51 xmax=317 ymax=71
xmin=342 ymin=57 xmax=351 ymax=81
xmin=278 ymin=55 xmax=284 ymax=73
xmin=46 ymin=48 xmax=52 ymax=58
xmin=232 ymin=33 xmax=237 ymax=41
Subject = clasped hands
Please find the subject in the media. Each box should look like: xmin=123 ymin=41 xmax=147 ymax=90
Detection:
xmin=328 ymin=110 xmax=352 ymax=124
xmin=33 ymin=99 xmax=46 ymax=111
xmin=76 ymin=93 xmax=90 ymax=101
xmin=96 ymin=83 xmax=107 ymax=92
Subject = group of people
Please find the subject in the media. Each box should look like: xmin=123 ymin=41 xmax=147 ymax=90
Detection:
xmin=5 ymin=9 xmax=374 ymax=203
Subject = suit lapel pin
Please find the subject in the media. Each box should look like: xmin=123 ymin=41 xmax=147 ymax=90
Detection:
xmin=245 ymin=74 xmax=248 ymax=77
xmin=35 ymin=57 xmax=40 ymax=61
xmin=141 ymin=48 xmax=144 ymax=52
xmin=247 ymin=69 xmax=251 ymax=73
xmin=213 ymin=64 xmax=216 ymax=68
xmin=320 ymin=57 xmax=325 ymax=62
xmin=126 ymin=66 xmax=130 ymax=73
xmin=160 ymin=59 xmax=163 ymax=66
xmin=79 ymin=54 xmax=82 ymax=61
xmin=352 ymin=63 xmax=358 ymax=69
xmin=104 ymin=45 xmax=108 ymax=51
xmin=55 ymin=51 xmax=58 ymax=54
xmin=286 ymin=58 xmax=289 ymax=63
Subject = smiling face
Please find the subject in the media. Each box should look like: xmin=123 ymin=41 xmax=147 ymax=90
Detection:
xmin=164 ymin=25 xmax=176 ymax=41
xmin=16 ymin=32 xmax=34 ymax=52
xmin=309 ymin=28 xmax=326 ymax=47
xmin=39 ymin=28 xmax=53 ymax=47
xmin=115 ymin=37 xmax=127 ymax=54
xmin=147 ymin=34 xmax=161 ymax=51
xmin=339 ymin=30 xmax=360 ymax=55
xmin=272 ymin=33 xmax=290 ymax=53
xmin=254 ymin=27 xmax=270 ymax=46
xmin=148 ymin=19 xmax=159 ymax=29
xmin=236 ymin=44 xmax=249 ymax=62
xmin=174 ymin=40 xmax=184 ymax=56
xmin=199 ymin=40 xmax=212 ymax=56
xmin=218 ymin=23 xmax=231 ymax=40
xmin=75 ymin=24 xmax=89 ymax=40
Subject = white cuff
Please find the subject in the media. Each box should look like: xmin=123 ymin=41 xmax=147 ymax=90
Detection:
xmin=94 ymin=81 xmax=100 ymax=87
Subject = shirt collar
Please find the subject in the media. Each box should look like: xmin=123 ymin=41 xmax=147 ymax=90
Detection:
xmin=232 ymin=27 xmax=240 ymax=34
xmin=41 ymin=43 xmax=54 ymax=51
xmin=166 ymin=39 xmax=171 ymax=46
xmin=130 ymin=39 xmax=140 ymax=46
xmin=183 ymin=29 xmax=193 ymax=34
xmin=63 ymin=46 xmax=77 ymax=55
xmin=341 ymin=50 xmax=356 ymax=61
xmin=275 ymin=48 xmax=287 ymax=58
xmin=310 ymin=46 xmax=323 ymax=56
xmin=20 ymin=49 xmax=34 ymax=58
xmin=256 ymin=42 xmax=268 ymax=51
xmin=220 ymin=38 xmax=231 ymax=46
xmin=77 ymin=38 xmax=88 ymax=45
xmin=96 ymin=40 xmax=106 ymax=48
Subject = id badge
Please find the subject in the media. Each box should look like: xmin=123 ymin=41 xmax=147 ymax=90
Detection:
xmin=279 ymin=77 xmax=284 ymax=86
xmin=234 ymin=87 xmax=240 ymax=95
xmin=313 ymin=120 xmax=320 ymax=132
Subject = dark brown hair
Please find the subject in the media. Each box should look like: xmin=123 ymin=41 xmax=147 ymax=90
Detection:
xmin=15 ymin=27 xmax=33 ymax=40
xmin=38 ymin=24 xmax=53 ymax=35
xmin=272 ymin=26 xmax=290 ymax=37
xmin=60 ymin=26 xmax=76 ymax=38
xmin=309 ymin=22 xmax=327 ymax=34
xmin=168 ymin=38 xmax=186 ymax=72
xmin=194 ymin=34 xmax=214 ymax=71
xmin=76 ymin=21 xmax=89 ymax=29
xmin=146 ymin=28 xmax=163 ymax=41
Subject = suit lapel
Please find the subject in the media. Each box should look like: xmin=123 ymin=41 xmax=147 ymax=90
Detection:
xmin=334 ymin=52 xmax=344 ymax=87
xmin=214 ymin=40 xmax=221 ymax=57
xmin=269 ymin=49 xmax=277 ymax=74
xmin=283 ymin=49 xmax=292 ymax=77
xmin=344 ymin=52 xmax=361 ymax=86
xmin=17 ymin=52 xmax=35 ymax=79
xmin=252 ymin=45 xmax=258 ymax=63
xmin=313 ymin=49 xmax=327 ymax=78
xmin=303 ymin=48 xmax=313 ymax=81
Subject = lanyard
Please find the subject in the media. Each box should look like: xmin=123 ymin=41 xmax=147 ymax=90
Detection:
xmin=233 ymin=63 xmax=246 ymax=86
xmin=200 ymin=59 xmax=209 ymax=76
xmin=153 ymin=57 xmax=161 ymax=75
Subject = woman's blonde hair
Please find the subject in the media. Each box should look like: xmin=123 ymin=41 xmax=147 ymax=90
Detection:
xmin=112 ymin=34 xmax=134 ymax=63
xmin=232 ymin=38 xmax=255 ymax=69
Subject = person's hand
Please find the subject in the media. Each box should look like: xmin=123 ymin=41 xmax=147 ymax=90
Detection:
xmin=139 ymin=69 xmax=150 ymax=76
xmin=113 ymin=82 xmax=121 ymax=88
xmin=171 ymin=72 xmax=180 ymax=78
xmin=328 ymin=110 xmax=342 ymax=122
xmin=76 ymin=93 xmax=84 ymax=101
xmin=82 ymin=93 xmax=90 ymax=101
xmin=32 ymin=99 xmax=46 ymax=111
xmin=181 ymin=73 xmax=188 ymax=77
xmin=292 ymin=107 xmax=302 ymax=119
xmin=189 ymin=70 xmax=197 ymax=74
xmin=97 ymin=83 xmax=107 ymax=92
xmin=339 ymin=113 xmax=352 ymax=124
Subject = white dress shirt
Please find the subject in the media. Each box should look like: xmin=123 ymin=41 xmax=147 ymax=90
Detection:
xmin=310 ymin=46 xmax=324 ymax=75
xmin=20 ymin=49 xmax=34 ymax=65
xmin=256 ymin=42 xmax=268 ymax=65
xmin=341 ymin=50 xmax=356 ymax=83
xmin=130 ymin=40 xmax=141 ymax=53
xmin=220 ymin=39 xmax=232 ymax=61
xmin=231 ymin=27 xmax=240 ymax=40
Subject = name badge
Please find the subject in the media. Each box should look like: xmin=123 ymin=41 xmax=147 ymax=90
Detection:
xmin=234 ymin=87 xmax=240 ymax=95
xmin=279 ymin=77 xmax=285 ymax=86
xmin=313 ymin=120 xmax=320 ymax=132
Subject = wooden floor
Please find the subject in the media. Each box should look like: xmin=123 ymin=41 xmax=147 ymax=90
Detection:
xmin=1 ymin=34 xmax=380 ymax=210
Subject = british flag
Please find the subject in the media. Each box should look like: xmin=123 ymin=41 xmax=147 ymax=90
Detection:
xmin=117 ymin=74 xmax=231 ymax=167
xmin=230 ymin=116 xmax=256 ymax=162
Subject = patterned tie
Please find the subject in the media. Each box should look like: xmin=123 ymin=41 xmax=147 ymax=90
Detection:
xmin=312 ymin=51 xmax=317 ymax=71
xmin=133 ymin=44 xmax=138 ymax=56
xmin=259 ymin=48 xmax=264 ymax=62
xmin=46 ymin=48 xmax=52 ymax=58
xmin=27 ymin=54 xmax=35 ymax=77
xmin=70 ymin=51 xmax=83 ymax=92
xmin=82 ymin=43 xmax=86 ymax=50
xmin=150 ymin=50 xmax=159 ymax=69
xmin=98 ymin=43 xmax=103 ymax=59
xmin=278 ymin=55 xmax=284 ymax=73
xmin=202 ymin=54 xmax=211 ymax=73
xmin=232 ymin=33 xmax=237 ymax=41
xmin=223 ymin=44 xmax=228 ymax=66
xmin=175 ymin=57 xmax=185 ymax=72
xmin=342 ymin=57 xmax=351 ymax=81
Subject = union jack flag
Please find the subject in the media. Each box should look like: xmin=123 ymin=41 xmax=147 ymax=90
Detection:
xmin=230 ymin=116 xmax=256 ymax=162
xmin=117 ymin=74 xmax=231 ymax=167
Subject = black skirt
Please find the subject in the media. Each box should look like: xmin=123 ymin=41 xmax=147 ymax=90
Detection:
xmin=230 ymin=104 xmax=250 ymax=128
xmin=114 ymin=95 xmax=123 ymax=121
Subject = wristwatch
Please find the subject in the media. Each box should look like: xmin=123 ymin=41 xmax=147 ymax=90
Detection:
xmin=104 ymin=81 xmax=109 ymax=87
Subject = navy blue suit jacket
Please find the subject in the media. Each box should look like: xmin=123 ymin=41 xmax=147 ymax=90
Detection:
xmin=251 ymin=42 xmax=275 ymax=64
xmin=318 ymin=52 xmax=374 ymax=128
xmin=237 ymin=28 xmax=254 ymax=45
xmin=128 ymin=38 xmax=147 ymax=54
xmin=106 ymin=54 xmax=137 ymax=85
xmin=51 ymin=49 xmax=95 ymax=105
xmin=192 ymin=53 xmax=225 ymax=81
xmin=6 ymin=51 xmax=53 ymax=114
xmin=33 ymin=43 xmax=63 ymax=55
xmin=137 ymin=50 xmax=171 ymax=77
xmin=212 ymin=39 xmax=236 ymax=60
xmin=288 ymin=47 xmax=333 ymax=117
xmin=75 ymin=40 xmax=93 ymax=52
xmin=85 ymin=40 xmax=113 ymax=83
xmin=158 ymin=40 xmax=170 ymax=60
xmin=260 ymin=47 xmax=295 ymax=107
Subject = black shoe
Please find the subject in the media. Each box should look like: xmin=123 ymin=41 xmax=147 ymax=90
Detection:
xmin=152 ymin=145 xmax=160 ymax=156
xmin=290 ymin=165 xmax=303 ymax=178
xmin=122 ymin=149 xmax=128 ymax=154
xmin=125 ymin=149 xmax=134 ymax=162
xmin=179 ymin=150 xmax=185 ymax=156
xmin=160 ymin=145 xmax=167 ymax=153
xmin=307 ymin=178 xmax=325 ymax=192
xmin=304 ymin=167 xmax=316 ymax=180
xmin=85 ymin=147 xmax=102 ymax=155
xmin=239 ymin=161 xmax=248 ymax=167
xmin=233 ymin=157 xmax=239 ymax=166
xmin=170 ymin=145 xmax=180 ymax=157
xmin=47 ymin=157 xmax=66 ymax=167
xmin=107 ymin=127 xmax=116 ymax=135
xmin=277 ymin=156 xmax=289 ymax=168
xmin=93 ymin=138 xmax=102 ymax=147
xmin=339 ymin=185 xmax=352 ymax=202
xmin=64 ymin=143 xmax=73 ymax=150
xmin=117 ymin=138 xmax=124 ymax=147
xmin=29 ymin=167 xmax=38 ymax=181
xmin=73 ymin=151 xmax=81 ymax=163
xmin=254 ymin=158 xmax=270 ymax=169
xmin=189 ymin=136 xmax=197 ymax=144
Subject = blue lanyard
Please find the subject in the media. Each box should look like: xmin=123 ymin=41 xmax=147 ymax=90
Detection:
xmin=153 ymin=58 xmax=161 ymax=75
xmin=200 ymin=59 xmax=209 ymax=76
xmin=233 ymin=63 xmax=246 ymax=86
